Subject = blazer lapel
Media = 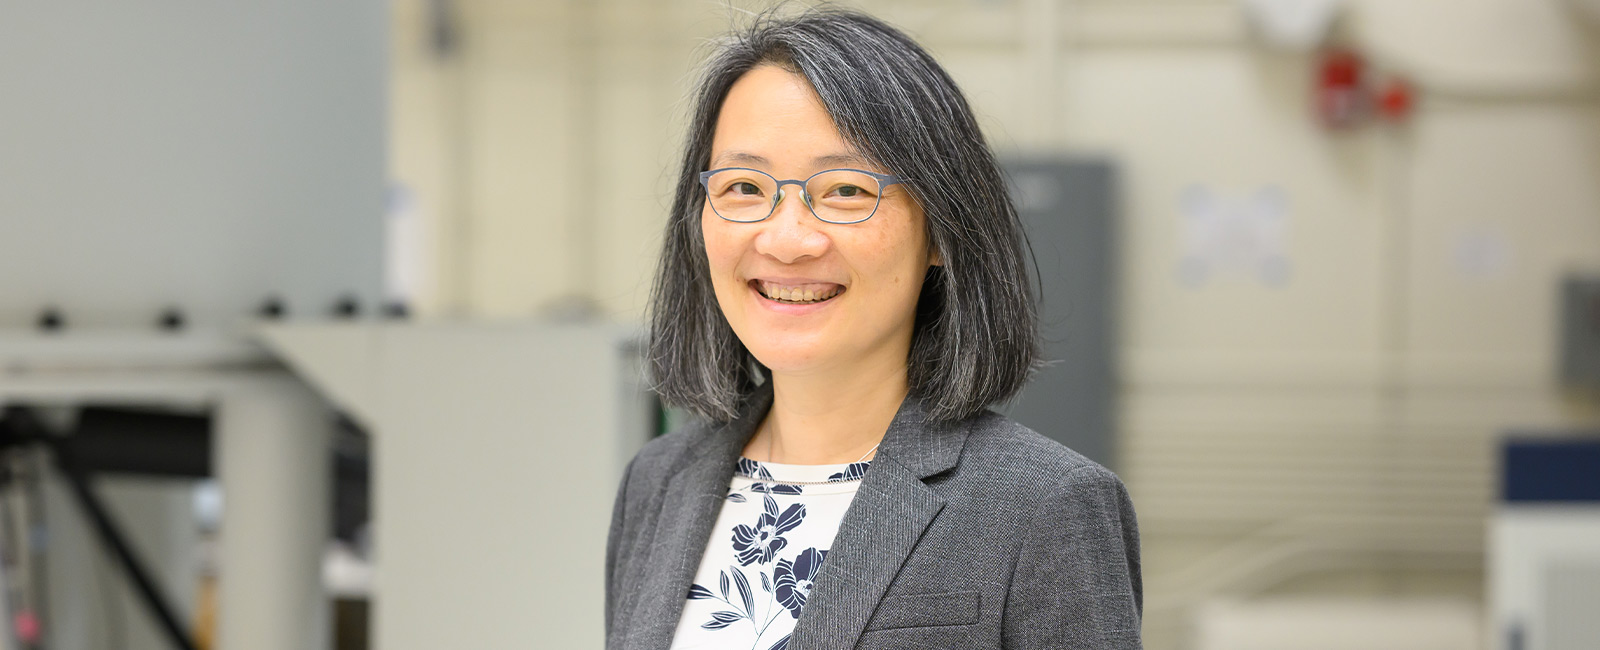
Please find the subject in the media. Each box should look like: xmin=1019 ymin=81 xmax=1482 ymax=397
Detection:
xmin=623 ymin=385 xmax=770 ymax=650
xmin=788 ymin=395 xmax=970 ymax=650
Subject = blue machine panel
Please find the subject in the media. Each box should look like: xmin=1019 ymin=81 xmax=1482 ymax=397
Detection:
xmin=1503 ymin=438 xmax=1600 ymax=503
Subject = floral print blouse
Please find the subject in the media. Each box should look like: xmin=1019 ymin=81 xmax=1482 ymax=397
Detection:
xmin=668 ymin=456 xmax=872 ymax=650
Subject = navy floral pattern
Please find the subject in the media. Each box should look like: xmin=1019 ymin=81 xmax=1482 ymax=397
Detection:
xmin=827 ymin=462 xmax=870 ymax=482
xmin=674 ymin=457 xmax=872 ymax=650
xmin=731 ymin=495 xmax=804 ymax=565
xmin=774 ymin=547 xmax=826 ymax=618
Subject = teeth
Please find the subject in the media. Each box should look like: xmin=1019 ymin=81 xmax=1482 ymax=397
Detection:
xmin=757 ymin=282 xmax=842 ymax=304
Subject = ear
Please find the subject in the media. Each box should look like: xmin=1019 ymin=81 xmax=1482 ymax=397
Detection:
xmin=928 ymin=243 xmax=944 ymax=267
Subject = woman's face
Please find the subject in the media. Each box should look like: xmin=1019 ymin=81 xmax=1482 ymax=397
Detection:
xmin=701 ymin=65 xmax=936 ymax=379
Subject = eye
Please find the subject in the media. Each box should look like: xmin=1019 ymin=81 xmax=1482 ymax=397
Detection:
xmin=711 ymin=175 xmax=769 ymax=198
xmin=825 ymin=182 xmax=876 ymax=197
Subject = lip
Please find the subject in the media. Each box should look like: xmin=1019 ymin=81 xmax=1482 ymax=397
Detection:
xmin=747 ymin=279 xmax=845 ymax=315
xmin=748 ymin=276 xmax=845 ymax=287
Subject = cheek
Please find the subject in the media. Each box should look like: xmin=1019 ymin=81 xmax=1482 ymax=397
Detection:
xmin=700 ymin=211 xmax=750 ymax=304
xmin=867 ymin=217 xmax=930 ymax=295
xmin=700 ymin=211 xmax=735 ymax=273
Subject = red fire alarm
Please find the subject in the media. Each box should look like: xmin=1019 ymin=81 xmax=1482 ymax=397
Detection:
xmin=1316 ymin=48 xmax=1367 ymax=129
xmin=1376 ymin=77 xmax=1414 ymax=123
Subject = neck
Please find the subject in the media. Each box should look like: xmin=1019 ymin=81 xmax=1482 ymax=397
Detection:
xmin=749 ymin=360 xmax=908 ymax=465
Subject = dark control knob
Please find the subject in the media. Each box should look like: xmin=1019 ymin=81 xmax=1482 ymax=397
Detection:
xmin=158 ymin=307 xmax=186 ymax=332
xmin=383 ymin=300 xmax=410 ymax=319
xmin=37 ymin=307 xmax=65 ymax=333
xmin=259 ymin=296 xmax=287 ymax=320
xmin=333 ymin=295 xmax=361 ymax=319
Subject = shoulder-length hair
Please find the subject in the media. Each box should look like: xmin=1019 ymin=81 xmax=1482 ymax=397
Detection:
xmin=647 ymin=7 xmax=1039 ymax=423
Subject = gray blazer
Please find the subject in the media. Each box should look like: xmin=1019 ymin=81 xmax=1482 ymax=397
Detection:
xmin=605 ymin=383 xmax=1142 ymax=649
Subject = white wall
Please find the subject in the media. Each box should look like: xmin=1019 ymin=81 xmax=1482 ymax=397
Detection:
xmin=391 ymin=0 xmax=698 ymax=320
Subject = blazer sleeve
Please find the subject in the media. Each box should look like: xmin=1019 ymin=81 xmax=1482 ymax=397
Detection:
xmin=604 ymin=455 xmax=637 ymax=641
xmin=1002 ymin=463 xmax=1143 ymax=649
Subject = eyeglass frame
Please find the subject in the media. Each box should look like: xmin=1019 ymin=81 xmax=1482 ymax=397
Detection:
xmin=697 ymin=167 xmax=905 ymax=225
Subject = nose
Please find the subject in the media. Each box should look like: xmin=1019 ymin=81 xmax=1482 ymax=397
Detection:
xmin=752 ymin=185 xmax=831 ymax=264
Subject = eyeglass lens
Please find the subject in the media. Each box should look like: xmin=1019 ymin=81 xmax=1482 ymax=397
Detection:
xmin=704 ymin=169 xmax=884 ymax=223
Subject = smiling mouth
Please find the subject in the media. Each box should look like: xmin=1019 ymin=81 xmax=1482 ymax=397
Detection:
xmin=750 ymin=280 xmax=845 ymax=305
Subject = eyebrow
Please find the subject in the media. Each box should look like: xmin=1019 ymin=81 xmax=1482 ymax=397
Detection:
xmin=710 ymin=151 xmax=875 ymax=171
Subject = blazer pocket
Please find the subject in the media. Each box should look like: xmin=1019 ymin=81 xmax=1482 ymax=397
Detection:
xmin=863 ymin=590 xmax=981 ymax=631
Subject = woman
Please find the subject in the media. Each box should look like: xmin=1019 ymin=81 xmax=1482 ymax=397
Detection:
xmin=606 ymin=9 xmax=1141 ymax=650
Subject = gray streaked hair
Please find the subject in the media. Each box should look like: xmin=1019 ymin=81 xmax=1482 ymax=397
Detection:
xmin=647 ymin=7 xmax=1039 ymax=423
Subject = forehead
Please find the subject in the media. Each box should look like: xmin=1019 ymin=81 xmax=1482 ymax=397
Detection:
xmin=710 ymin=65 xmax=862 ymax=171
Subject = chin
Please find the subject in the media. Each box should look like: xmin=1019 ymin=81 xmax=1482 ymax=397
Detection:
xmin=742 ymin=336 xmax=833 ymax=375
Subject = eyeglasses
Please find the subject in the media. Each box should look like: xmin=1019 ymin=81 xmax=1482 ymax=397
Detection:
xmin=698 ymin=167 xmax=904 ymax=225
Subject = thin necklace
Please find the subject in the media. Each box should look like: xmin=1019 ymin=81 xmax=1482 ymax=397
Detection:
xmin=767 ymin=429 xmax=881 ymax=466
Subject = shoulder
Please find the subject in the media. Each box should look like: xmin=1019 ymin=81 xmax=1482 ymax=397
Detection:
xmin=950 ymin=413 xmax=1141 ymax=586
xmin=937 ymin=410 xmax=1135 ymax=531
xmin=969 ymin=413 xmax=1144 ymax=641
xmin=955 ymin=410 xmax=1125 ymax=491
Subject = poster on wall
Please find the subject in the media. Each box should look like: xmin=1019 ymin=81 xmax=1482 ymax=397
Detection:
xmin=1177 ymin=185 xmax=1292 ymax=288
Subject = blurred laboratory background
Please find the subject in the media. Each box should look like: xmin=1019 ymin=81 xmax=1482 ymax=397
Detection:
xmin=1 ymin=0 xmax=1599 ymax=649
